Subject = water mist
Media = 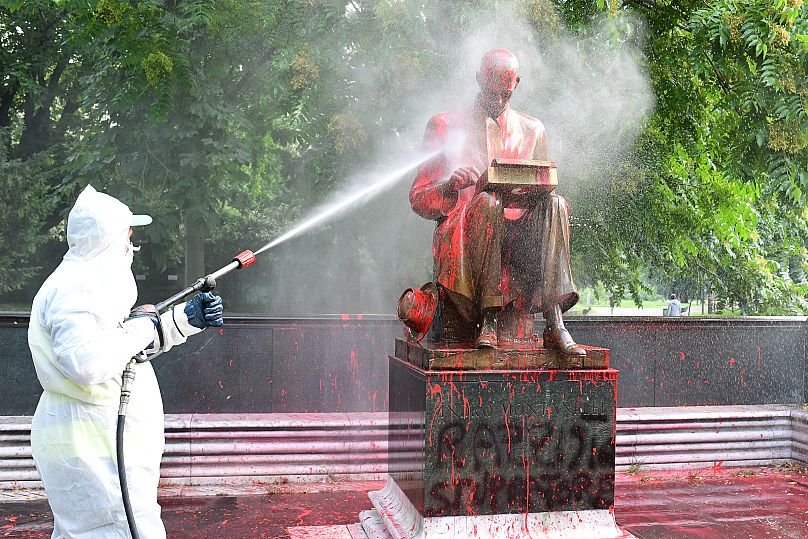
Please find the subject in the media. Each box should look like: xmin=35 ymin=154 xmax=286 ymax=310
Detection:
xmin=254 ymin=150 xmax=439 ymax=256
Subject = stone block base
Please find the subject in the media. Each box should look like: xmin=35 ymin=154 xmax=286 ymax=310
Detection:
xmin=389 ymin=356 xmax=618 ymax=517
xmin=395 ymin=338 xmax=609 ymax=370
xmin=356 ymin=477 xmax=636 ymax=539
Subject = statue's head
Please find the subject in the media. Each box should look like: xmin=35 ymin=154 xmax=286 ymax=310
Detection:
xmin=476 ymin=48 xmax=520 ymax=119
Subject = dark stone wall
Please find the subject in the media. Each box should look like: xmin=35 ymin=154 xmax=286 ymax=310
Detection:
xmin=569 ymin=317 xmax=807 ymax=407
xmin=1 ymin=314 xmax=805 ymax=414
xmin=153 ymin=316 xmax=397 ymax=414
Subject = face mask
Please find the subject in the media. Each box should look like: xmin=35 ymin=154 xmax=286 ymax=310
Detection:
xmin=125 ymin=242 xmax=141 ymax=267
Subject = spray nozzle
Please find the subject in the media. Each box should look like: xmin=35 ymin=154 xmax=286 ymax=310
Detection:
xmin=234 ymin=250 xmax=256 ymax=268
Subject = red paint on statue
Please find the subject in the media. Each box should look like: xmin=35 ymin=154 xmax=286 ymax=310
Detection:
xmin=428 ymin=383 xmax=444 ymax=446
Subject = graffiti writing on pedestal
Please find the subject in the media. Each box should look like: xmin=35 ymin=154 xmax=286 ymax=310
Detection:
xmin=423 ymin=376 xmax=615 ymax=517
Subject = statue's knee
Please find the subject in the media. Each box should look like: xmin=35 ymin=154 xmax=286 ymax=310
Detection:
xmin=549 ymin=193 xmax=566 ymax=205
xmin=549 ymin=193 xmax=570 ymax=216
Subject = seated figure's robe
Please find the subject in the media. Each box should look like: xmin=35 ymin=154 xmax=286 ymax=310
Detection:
xmin=410 ymin=104 xmax=579 ymax=317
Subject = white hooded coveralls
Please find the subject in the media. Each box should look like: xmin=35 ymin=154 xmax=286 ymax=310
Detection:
xmin=29 ymin=186 xmax=203 ymax=538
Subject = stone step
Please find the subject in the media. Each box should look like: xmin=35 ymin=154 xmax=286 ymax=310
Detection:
xmin=0 ymin=405 xmax=805 ymax=489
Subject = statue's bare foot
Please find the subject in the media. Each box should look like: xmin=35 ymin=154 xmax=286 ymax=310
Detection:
xmin=543 ymin=325 xmax=586 ymax=356
xmin=475 ymin=309 xmax=498 ymax=348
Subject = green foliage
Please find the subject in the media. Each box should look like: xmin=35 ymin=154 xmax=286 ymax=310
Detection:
xmin=0 ymin=0 xmax=87 ymax=293
xmin=0 ymin=151 xmax=58 ymax=294
xmin=59 ymin=0 xmax=356 ymax=281
xmin=567 ymin=0 xmax=808 ymax=314
xmin=686 ymin=0 xmax=808 ymax=205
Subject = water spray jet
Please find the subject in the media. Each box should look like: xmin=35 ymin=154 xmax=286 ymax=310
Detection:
xmin=254 ymin=150 xmax=438 ymax=255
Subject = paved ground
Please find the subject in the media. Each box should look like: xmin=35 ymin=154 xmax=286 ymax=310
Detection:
xmin=1 ymin=466 xmax=806 ymax=538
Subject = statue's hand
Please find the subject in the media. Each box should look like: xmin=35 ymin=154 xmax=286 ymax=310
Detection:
xmin=475 ymin=169 xmax=489 ymax=193
xmin=448 ymin=166 xmax=481 ymax=191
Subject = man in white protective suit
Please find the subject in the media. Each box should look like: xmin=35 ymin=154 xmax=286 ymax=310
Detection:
xmin=28 ymin=185 xmax=224 ymax=538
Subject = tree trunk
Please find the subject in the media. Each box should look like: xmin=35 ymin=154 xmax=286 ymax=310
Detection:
xmin=184 ymin=213 xmax=206 ymax=287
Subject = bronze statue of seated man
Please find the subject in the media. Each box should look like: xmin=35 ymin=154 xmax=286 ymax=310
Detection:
xmin=408 ymin=48 xmax=584 ymax=356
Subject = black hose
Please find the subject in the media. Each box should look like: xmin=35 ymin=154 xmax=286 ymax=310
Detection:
xmin=117 ymin=413 xmax=140 ymax=539
xmin=117 ymin=361 xmax=140 ymax=539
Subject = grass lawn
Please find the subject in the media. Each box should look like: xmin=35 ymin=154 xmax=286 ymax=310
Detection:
xmin=566 ymin=298 xmax=731 ymax=316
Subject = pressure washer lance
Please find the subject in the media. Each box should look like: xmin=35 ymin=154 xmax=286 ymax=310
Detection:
xmin=117 ymin=249 xmax=256 ymax=539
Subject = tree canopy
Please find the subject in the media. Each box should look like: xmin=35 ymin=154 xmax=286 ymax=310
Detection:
xmin=570 ymin=0 xmax=808 ymax=313
xmin=1 ymin=0 xmax=806 ymax=315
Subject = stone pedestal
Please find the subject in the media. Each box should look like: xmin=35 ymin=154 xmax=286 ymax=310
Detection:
xmin=358 ymin=341 xmax=635 ymax=538
xmin=395 ymin=338 xmax=609 ymax=371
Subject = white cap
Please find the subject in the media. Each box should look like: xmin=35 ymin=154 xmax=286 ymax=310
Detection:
xmin=131 ymin=214 xmax=153 ymax=226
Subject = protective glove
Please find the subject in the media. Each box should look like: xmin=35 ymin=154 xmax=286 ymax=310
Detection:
xmin=184 ymin=292 xmax=224 ymax=329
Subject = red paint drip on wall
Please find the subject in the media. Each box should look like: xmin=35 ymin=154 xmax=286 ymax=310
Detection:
xmin=350 ymin=351 xmax=358 ymax=380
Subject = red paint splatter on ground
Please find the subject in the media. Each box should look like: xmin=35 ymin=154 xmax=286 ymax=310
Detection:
xmin=294 ymin=508 xmax=312 ymax=526
xmin=4 ymin=468 xmax=808 ymax=538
